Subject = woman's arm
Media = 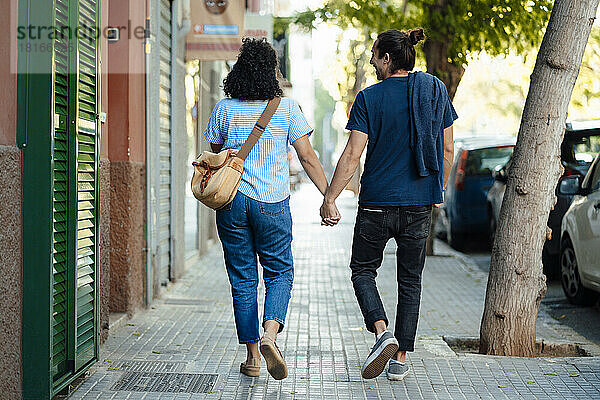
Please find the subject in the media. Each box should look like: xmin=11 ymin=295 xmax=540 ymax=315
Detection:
xmin=291 ymin=134 xmax=329 ymax=196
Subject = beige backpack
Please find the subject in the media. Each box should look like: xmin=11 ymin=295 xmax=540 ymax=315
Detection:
xmin=191 ymin=98 xmax=281 ymax=210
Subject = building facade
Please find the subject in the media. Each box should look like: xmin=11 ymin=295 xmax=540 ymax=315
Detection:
xmin=0 ymin=0 xmax=251 ymax=397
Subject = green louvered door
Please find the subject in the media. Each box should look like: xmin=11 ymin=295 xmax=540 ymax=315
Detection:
xmin=51 ymin=0 xmax=72 ymax=383
xmin=52 ymin=0 xmax=100 ymax=390
xmin=20 ymin=0 xmax=99 ymax=397
xmin=75 ymin=0 xmax=99 ymax=370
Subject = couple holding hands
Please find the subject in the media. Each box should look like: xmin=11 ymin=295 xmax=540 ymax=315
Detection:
xmin=204 ymin=28 xmax=457 ymax=381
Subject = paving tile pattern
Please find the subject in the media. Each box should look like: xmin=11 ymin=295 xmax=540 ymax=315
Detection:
xmin=68 ymin=186 xmax=600 ymax=400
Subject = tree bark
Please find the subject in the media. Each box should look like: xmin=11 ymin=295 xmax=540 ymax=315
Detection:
xmin=422 ymin=0 xmax=464 ymax=101
xmin=422 ymin=38 xmax=463 ymax=256
xmin=425 ymin=207 xmax=440 ymax=256
xmin=480 ymin=0 xmax=599 ymax=357
xmin=423 ymin=38 xmax=465 ymax=101
xmin=421 ymin=0 xmax=463 ymax=255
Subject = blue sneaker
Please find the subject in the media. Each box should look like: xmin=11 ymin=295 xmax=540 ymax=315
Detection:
xmin=361 ymin=331 xmax=399 ymax=379
xmin=387 ymin=360 xmax=409 ymax=381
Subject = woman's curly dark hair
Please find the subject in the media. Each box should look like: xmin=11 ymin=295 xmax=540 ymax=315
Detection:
xmin=223 ymin=38 xmax=283 ymax=100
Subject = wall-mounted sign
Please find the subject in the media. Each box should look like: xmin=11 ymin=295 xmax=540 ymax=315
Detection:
xmin=186 ymin=0 xmax=245 ymax=61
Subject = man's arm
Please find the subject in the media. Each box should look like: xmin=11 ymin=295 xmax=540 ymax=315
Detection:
xmin=324 ymin=130 xmax=368 ymax=205
xmin=292 ymin=134 xmax=329 ymax=196
xmin=442 ymin=125 xmax=454 ymax=189
xmin=210 ymin=143 xmax=223 ymax=153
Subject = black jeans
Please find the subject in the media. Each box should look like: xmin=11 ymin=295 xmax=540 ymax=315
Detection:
xmin=350 ymin=205 xmax=432 ymax=352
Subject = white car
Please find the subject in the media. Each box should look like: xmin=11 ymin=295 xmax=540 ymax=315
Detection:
xmin=559 ymin=152 xmax=600 ymax=305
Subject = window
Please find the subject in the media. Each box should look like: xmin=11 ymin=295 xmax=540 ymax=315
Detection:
xmin=583 ymin=156 xmax=600 ymax=192
xmin=465 ymin=146 xmax=514 ymax=177
xmin=562 ymin=135 xmax=600 ymax=164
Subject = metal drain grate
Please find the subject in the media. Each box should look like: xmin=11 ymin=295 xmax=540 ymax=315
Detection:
xmin=111 ymin=372 xmax=218 ymax=393
xmin=106 ymin=360 xmax=186 ymax=373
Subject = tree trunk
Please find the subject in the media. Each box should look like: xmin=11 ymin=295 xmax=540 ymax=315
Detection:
xmin=423 ymin=39 xmax=464 ymax=101
xmin=422 ymin=38 xmax=464 ymax=255
xmin=422 ymin=0 xmax=464 ymax=101
xmin=480 ymin=0 xmax=599 ymax=357
xmin=425 ymin=207 xmax=440 ymax=256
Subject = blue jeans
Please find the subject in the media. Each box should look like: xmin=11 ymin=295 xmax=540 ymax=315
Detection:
xmin=350 ymin=205 xmax=432 ymax=352
xmin=216 ymin=192 xmax=294 ymax=344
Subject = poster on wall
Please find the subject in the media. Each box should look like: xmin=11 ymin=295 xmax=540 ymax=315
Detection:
xmin=186 ymin=0 xmax=245 ymax=61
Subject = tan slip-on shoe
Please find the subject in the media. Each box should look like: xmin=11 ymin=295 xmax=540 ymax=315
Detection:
xmin=240 ymin=358 xmax=261 ymax=377
xmin=259 ymin=334 xmax=288 ymax=380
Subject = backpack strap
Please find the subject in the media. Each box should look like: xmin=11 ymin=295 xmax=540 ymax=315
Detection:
xmin=237 ymin=97 xmax=282 ymax=160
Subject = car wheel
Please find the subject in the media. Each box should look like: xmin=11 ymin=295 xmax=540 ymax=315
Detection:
xmin=560 ymin=238 xmax=598 ymax=306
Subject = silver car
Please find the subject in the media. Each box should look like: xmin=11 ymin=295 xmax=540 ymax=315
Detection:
xmin=559 ymin=152 xmax=600 ymax=305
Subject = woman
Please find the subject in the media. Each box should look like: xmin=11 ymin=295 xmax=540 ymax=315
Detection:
xmin=203 ymin=38 xmax=337 ymax=380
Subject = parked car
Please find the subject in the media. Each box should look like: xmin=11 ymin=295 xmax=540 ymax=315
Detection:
xmin=558 ymin=152 xmax=600 ymax=305
xmin=441 ymin=136 xmax=516 ymax=249
xmin=487 ymin=121 xmax=600 ymax=276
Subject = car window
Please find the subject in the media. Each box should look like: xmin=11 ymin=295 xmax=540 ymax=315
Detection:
xmin=587 ymin=160 xmax=600 ymax=192
xmin=582 ymin=155 xmax=600 ymax=192
xmin=562 ymin=135 xmax=600 ymax=164
xmin=465 ymin=146 xmax=514 ymax=177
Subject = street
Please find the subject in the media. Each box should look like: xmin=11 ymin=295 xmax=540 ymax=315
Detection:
xmin=65 ymin=186 xmax=600 ymax=400
xmin=463 ymin=243 xmax=600 ymax=349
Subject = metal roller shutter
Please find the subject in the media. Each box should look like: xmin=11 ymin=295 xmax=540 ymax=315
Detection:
xmin=157 ymin=0 xmax=173 ymax=285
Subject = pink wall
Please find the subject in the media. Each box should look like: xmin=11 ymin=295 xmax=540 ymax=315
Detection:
xmin=0 ymin=0 xmax=17 ymax=146
xmin=107 ymin=0 xmax=146 ymax=163
xmin=100 ymin=0 xmax=109 ymax=158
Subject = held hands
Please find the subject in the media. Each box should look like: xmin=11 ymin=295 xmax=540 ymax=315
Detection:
xmin=320 ymin=198 xmax=341 ymax=227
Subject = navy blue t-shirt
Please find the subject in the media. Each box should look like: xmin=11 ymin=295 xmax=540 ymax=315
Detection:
xmin=346 ymin=76 xmax=458 ymax=206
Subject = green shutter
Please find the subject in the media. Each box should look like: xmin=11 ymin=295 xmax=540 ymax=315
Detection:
xmin=21 ymin=0 xmax=100 ymax=397
xmin=52 ymin=0 xmax=72 ymax=382
xmin=75 ymin=0 xmax=99 ymax=369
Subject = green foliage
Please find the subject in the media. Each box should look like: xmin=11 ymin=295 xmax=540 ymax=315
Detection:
xmin=570 ymin=25 xmax=600 ymax=118
xmin=294 ymin=0 xmax=552 ymax=66
xmin=338 ymin=34 xmax=371 ymax=105
xmin=273 ymin=16 xmax=291 ymax=38
xmin=313 ymin=80 xmax=337 ymax=157
xmin=452 ymin=24 xmax=600 ymax=136
xmin=452 ymin=53 xmax=534 ymax=135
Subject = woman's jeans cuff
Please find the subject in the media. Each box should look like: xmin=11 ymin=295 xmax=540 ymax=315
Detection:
xmin=238 ymin=337 xmax=261 ymax=345
xmin=263 ymin=316 xmax=286 ymax=333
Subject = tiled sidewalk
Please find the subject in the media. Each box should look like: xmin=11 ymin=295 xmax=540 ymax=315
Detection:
xmin=68 ymin=185 xmax=600 ymax=399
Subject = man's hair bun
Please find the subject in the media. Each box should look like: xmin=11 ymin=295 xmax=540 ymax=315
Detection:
xmin=408 ymin=28 xmax=425 ymax=45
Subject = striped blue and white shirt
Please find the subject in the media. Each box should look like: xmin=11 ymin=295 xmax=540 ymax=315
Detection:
xmin=203 ymin=97 xmax=313 ymax=203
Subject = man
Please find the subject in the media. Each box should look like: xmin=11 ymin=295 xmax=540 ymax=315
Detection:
xmin=321 ymin=28 xmax=457 ymax=381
